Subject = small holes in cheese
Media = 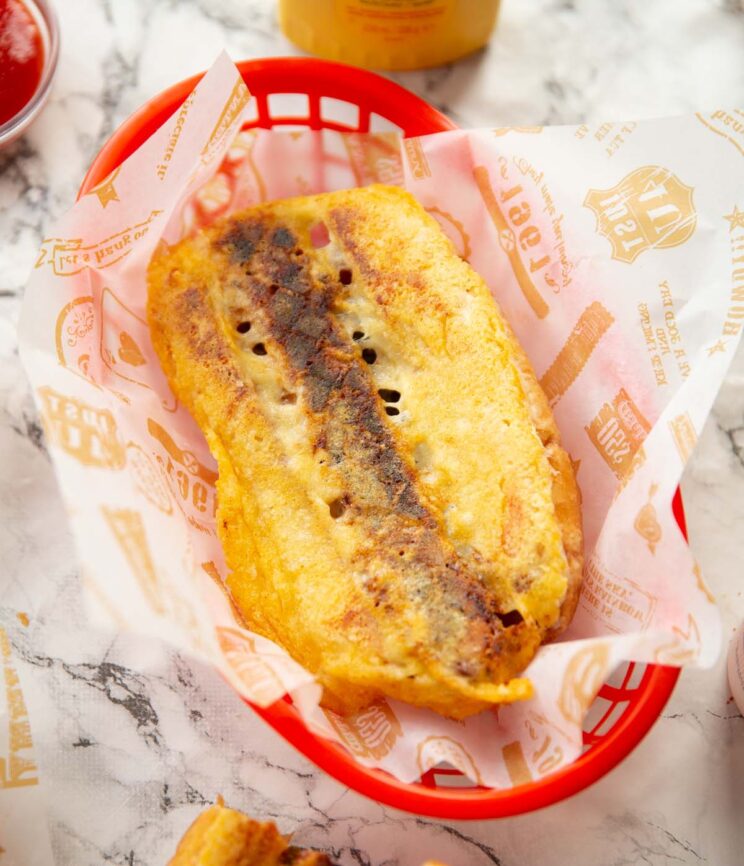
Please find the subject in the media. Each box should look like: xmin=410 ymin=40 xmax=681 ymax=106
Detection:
xmin=328 ymin=498 xmax=346 ymax=519
xmin=378 ymin=389 xmax=401 ymax=403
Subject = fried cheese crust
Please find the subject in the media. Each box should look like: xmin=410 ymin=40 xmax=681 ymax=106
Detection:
xmin=167 ymin=801 xmax=335 ymax=866
xmin=148 ymin=185 xmax=583 ymax=718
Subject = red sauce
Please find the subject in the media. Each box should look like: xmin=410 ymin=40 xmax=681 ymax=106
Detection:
xmin=0 ymin=0 xmax=44 ymax=126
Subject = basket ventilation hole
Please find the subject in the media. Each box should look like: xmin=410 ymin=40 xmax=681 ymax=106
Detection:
xmin=385 ymin=406 xmax=400 ymax=417
xmin=236 ymin=321 xmax=251 ymax=334
xmin=353 ymin=330 xmax=365 ymax=341
xmin=280 ymin=391 xmax=297 ymax=404
xmin=252 ymin=343 xmax=267 ymax=356
xmin=339 ymin=268 xmax=352 ymax=285
xmin=362 ymin=348 xmax=377 ymax=365
xmin=269 ymin=284 xmax=279 ymax=296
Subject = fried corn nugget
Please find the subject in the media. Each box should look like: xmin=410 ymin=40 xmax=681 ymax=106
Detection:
xmin=166 ymin=800 xmax=334 ymax=866
xmin=166 ymin=799 xmax=447 ymax=866
xmin=148 ymin=185 xmax=582 ymax=718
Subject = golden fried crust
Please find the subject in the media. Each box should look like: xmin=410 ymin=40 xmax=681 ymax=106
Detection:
xmin=148 ymin=184 xmax=583 ymax=718
xmin=499 ymin=322 xmax=583 ymax=639
xmin=167 ymin=802 xmax=336 ymax=866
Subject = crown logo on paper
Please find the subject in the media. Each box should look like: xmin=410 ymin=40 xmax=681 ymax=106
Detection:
xmin=584 ymin=166 xmax=696 ymax=263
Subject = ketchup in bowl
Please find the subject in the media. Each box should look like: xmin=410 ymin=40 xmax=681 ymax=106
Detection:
xmin=0 ymin=0 xmax=45 ymax=126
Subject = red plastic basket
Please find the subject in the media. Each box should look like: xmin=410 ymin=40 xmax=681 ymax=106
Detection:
xmin=79 ymin=57 xmax=681 ymax=819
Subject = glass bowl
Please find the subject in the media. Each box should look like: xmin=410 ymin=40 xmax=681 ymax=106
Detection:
xmin=0 ymin=0 xmax=60 ymax=149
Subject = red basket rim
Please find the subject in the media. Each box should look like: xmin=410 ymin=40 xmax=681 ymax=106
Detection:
xmin=78 ymin=56 xmax=681 ymax=819
xmin=248 ymin=662 xmax=680 ymax=819
xmin=79 ymin=56 xmax=457 ymax=194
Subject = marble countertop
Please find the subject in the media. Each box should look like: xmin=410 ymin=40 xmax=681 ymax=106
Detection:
xmin=2 ymin=1 xmax=744 ymax=864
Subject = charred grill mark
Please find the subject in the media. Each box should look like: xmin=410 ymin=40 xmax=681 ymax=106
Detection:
xmin=217 ymin=214 xmax=429 ymax=521
xmin=176 ymin=287 xmax=234 ymax=367
xmin=213 ymin=214 xmax=523 ymax=679
xmin=271 ymin=226 xmax=296 ymax=248
xmin=173 ymin=286 xmax=257 ymax=417
xmin=328 ymin=207 xmax=381 ymax=282
xmin=218 ymin=220 xmax=264 ymax=264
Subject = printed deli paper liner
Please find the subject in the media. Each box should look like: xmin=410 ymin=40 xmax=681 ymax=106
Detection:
xmin=18 ymin=53 xmax=744 ymax=787
xmin=0 ymin=624 xmax=55 ymax=866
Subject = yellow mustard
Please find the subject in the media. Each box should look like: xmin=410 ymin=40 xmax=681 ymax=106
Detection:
xmin=278 ymin=0 xmax=501 ymax=71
